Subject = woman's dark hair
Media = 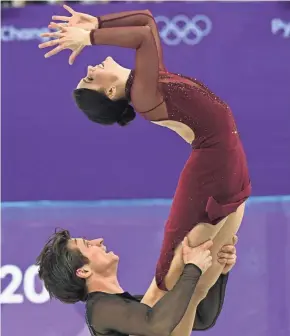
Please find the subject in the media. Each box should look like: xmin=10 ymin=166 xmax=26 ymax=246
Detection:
xmin=73 ymin=88 xmax=136 ymax=126
xmin=36 ymin=229 xmax=89 ymax=304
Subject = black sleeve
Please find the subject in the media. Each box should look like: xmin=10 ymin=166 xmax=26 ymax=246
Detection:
xmin=133 ymin=273 xmax=229 ymax=332
xmin=193 ymin=273 xmax=229 ymax=330
xmin=88 ymin=264 xmax=201 ymax=336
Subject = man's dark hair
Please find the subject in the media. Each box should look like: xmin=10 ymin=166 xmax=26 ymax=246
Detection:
xmin=36 ymin=229 xmax=89 ymax=304
xmin=73 ymin=88 xmax=136 ymax=126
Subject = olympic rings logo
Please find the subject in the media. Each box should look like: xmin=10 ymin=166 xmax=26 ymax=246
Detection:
xmin=155 ymin=15 xmax=212 ymax=46
xmin=271 ymin=18 xmax=290 ymax=38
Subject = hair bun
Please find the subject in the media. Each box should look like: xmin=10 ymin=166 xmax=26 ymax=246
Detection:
xmin=116 ymin=104 xmax=136 ymax=127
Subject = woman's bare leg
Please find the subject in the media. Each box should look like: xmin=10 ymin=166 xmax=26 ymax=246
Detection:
xmin=141 ymin=203 xmax=245 ymax=336
xmin=141 ymin=215 xmax=228 ymax=306
xmin=171 ymin=203 xmax=245 ymax=336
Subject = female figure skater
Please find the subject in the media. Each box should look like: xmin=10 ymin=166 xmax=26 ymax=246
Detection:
xmin=39 ymin=6 xmax=251 ymax=335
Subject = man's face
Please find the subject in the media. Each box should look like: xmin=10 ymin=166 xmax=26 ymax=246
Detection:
xmin=69 ymin=237 xmax=119 ymax=276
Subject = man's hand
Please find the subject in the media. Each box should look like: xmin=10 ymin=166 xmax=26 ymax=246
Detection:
xmin=182 ymin=237 xmax=213 ymax=274
xmin=218 ymin=235 xmax=238 ymax=274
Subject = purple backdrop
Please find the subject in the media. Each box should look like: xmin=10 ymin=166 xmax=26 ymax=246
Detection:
xmin=1 ymin=196 xmax=290 ymax=336
xmin=2 ymin=2 xmax=290 ymax=202
xmin=1 ymin=3 xmax=290 ymax=335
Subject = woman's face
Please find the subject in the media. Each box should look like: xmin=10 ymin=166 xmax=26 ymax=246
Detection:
xmin=77 ymin=56 xmax=124 ymax=93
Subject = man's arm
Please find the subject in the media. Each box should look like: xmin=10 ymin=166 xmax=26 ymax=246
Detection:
xmin=134 ymin=237 xmax=238 ymax=331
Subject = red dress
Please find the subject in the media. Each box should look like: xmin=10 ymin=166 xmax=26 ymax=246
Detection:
xmin=92 ymin=10 xmax=251 ymax=291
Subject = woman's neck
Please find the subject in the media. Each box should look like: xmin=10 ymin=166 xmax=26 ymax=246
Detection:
xmin=116 ymin=68 xmax=131 ymax=99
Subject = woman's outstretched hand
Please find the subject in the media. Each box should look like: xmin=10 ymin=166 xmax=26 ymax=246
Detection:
xmin=49 ymin=4 xmax=98 ymax=31
xmin=39 ymin=24 xmax=91 ymax=65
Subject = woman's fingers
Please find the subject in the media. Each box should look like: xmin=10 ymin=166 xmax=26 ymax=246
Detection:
xmin=39 ymin=38 xmax=61 ymax=49
xmin=44 ymin=45 xmax=65 ymax=58
xmin=49 ymin=22 xmax=68 ymax=32
xmin=63 ymin=4 xmax=75 ymax=15
xmin=69 ymin=47 xmax=82 ymax=65
xmin=40 ymin=31 xmax=64 ymax=38
xmin=48 ymin=23 xmax=69 ymax=31
xmin=52 ymin=15 xmax=70 ymax=22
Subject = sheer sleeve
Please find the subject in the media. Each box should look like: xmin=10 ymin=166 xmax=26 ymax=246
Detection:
xmin=88 ymin=264 xmax=201 ymax=336
xmin=193 ymin=274 xmax=229 ymax=330
xmin=97 ymin=10 xmax=166 ymax=71
xmin=90 ymin=24 xmax=164 ymax=113
xmin=133 ymin=273 xmax=229 ymax=332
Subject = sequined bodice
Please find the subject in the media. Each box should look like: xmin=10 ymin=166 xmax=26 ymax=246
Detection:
xmin=126 ymin=70 xmax=239 ymax=149
xmin=90 ymin=8 xmax=239 ymax=149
